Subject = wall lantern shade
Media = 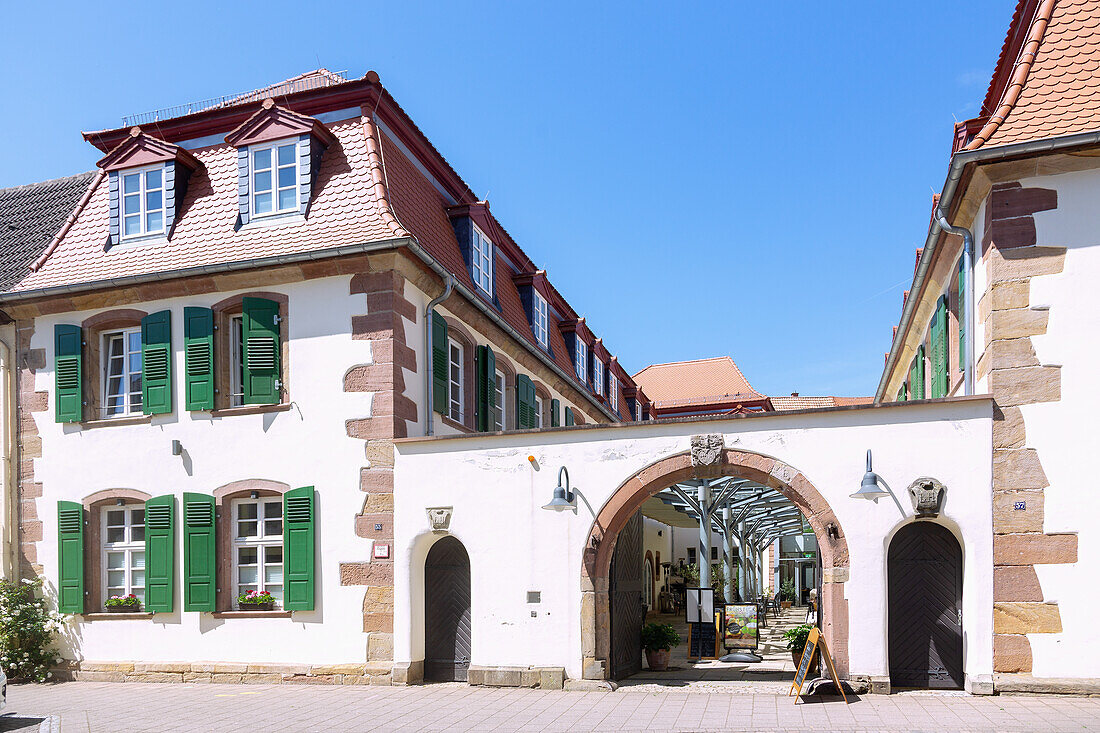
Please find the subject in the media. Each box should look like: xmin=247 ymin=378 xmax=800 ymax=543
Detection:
xmin=542 ymin=466 xmax=577 ymax=513
xmin=850 ymin=449 xmax=889 ymax=503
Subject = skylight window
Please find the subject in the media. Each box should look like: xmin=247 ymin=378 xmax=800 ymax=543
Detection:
xmin=533 ymin=291 xmax=549 ymax=349
xmin=471 ymin=225 xmax=493 ymax=295
xmin=121 ymin=165 xmax=165 ymax=238
xmin=251 ymin=141 xmax=299 ymax=217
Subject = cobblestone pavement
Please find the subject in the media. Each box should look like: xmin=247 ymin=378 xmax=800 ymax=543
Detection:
xmin=7 ymin=680 xmax=1100 ymax=732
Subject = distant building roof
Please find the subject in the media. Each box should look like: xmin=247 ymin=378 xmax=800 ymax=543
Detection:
xmin=0 ymin=172 xmax=95 ymax=291
xmin=770 ymin=394 xmax=873 ymax=411
xmin=632 ymin=356 xmax=767 ymax=413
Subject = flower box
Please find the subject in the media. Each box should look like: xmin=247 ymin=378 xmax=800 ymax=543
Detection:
xmin=237 ymin=601 xmax=275 ymax=611
xmin=105 ymin=604 xmax=143 ymax=613
xmin=237 ymin=590 xmax=277 ymax=611
xmin=104 ymin=594 xmax=141 ymax=612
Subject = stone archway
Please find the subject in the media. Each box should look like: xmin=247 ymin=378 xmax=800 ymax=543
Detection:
xmin=580 ymin=448 xmax=851 ymax=680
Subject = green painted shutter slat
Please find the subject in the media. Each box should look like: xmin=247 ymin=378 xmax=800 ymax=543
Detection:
xmin=958 ymin=259 xmax=966 ymax=372
xmin=144 ymin=494 xmax=175 ymax=613
xmin=57 ymin=501 xmax=84 ymax=613
xmin=931 ymin=296 xmax=949 ymax=398
xmin=242 ymin=297 xmax=281 ymax=405
xmin=551 ymin=398 xmax=560 ymax=427
xmin=283 ymin=486 xmax=315 ymax=611
xmin=184 ymin=307 xmax=215 ymax=411
xmin=141 ymin=310 xmax=173 ymax=415
xmin=54 ymin=325 xmax=82 ymax=423
xmin=182 ymin=493 xmax=216 ymax=612
xmin=476 ymin=344 xmax=495 ymax=432
xmin=516 ymin=374 xmax=536 ymax=430
xmin=911 ymin=345 xmax=926 ymax=400
xmin=431 ymin=312 xmax=449 ymax=415
xmin=564 ymin=406 xmax=575 ymax=427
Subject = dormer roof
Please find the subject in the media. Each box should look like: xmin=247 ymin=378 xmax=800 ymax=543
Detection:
xmin=96 ymin=128 xmax=200 ymax=172
xmin=224 ymin=99 xmax=336 ymax=148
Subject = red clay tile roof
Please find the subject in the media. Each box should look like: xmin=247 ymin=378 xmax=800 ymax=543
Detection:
xmin=632 ymin=357 xmax=764 ymax=409
xmin=968 ymin=0 xmax=1100 ymax=149
xmin=770 ymin=395 xmax=873 ymax=411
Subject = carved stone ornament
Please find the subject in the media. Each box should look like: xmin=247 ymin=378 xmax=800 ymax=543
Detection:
xmin=690 ymin=434 xmax=725 ymax=478
xmin=426 ymin=506 xmax=453 ymax=533
xmin=908 ymin=477 xmax=946 ymax=518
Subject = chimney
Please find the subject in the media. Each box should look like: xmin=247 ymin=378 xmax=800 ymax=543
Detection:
xmin=791 ymin=392 xmax=799 ymax=397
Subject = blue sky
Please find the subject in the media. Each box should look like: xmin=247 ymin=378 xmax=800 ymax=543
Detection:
xmin=0 ymin=1 xmax=1011 ymax=396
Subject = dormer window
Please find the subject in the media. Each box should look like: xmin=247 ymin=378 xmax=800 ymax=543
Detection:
xmin=594 ymin=358 xmax=605 ymax=396
xmin=610 ymin=375 xmax=619 ymax=411
xmin=575 ymin=339 xmax=588 ymax=383
xmin=121 ymin=165 xmax=165 ymax=238
xmin=533 ymin=291 xmax=549 ymax=349
xmin=250 ymin=141 xmax=300 ymax=217
xmin=471 ymin=224 xmax=493 ymax=295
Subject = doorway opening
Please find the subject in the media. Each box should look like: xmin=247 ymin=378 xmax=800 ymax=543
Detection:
xmin=424 ymin=535 xmax=471 ymax=682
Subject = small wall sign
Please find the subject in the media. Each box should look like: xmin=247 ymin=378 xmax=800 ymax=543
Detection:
xmin=373 ymin=544 xmax=390 ymax=559
xmin=1014 ymin=501 xmax=1026 ymax=511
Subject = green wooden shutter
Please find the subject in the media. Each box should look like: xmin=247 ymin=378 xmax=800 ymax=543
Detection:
xmin=283 ymin=486 xmax=315 ymax=611
xmin=182 ymin=493 xmax=216 ymax=612
xmin=184 ymin=307 xmax=215 ymax=411
xmin=931 ymin=296 xmax=949 ymax=398
xmin=516 ymin=374 xmax=536 ymax=429
xmin=57 ymin=501 xmax=84 ymax=613
xmin=551 ymin=398 xmax=561 ymax=427
xmin=564 ymin=406 xmax=575 ymax=426
xmin=911 ymin=346 xmax=926 ymax=400
xmin=242 ymin=297 xmax=281 ymax=405
xmin=141 ymin=310 xmax=173 ymax=415
xmin=144 ymin=494 xmax=175 ymax=613
xmin=957 ymin=258 xmax=966 ymax=372
xmin=431 ymin=312 xmax=449 ymax=415
xmin=54 ymin=325 xmax=82 ymax=423
xmin=476 ymin=344 xmax=496 ymax=432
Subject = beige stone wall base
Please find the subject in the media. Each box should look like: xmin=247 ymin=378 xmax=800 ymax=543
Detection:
xmin=467 ymin=665 xmax=566 ymax=689
xmin=52 ymin=661 xmax=395 ymax=686
xmin=994 ymin=674 xmax=1100 ymax=696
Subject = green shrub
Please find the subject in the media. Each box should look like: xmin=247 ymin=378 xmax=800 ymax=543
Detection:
xmin=782 ymin=623 xmax=814 ymax=655
xmin=0 ymin=578 xmax=62 ymax=682
xmin=779 ymin=579 xmax=797 ymax=602
xmin=641 ymin=622 xmax=681 ymax=651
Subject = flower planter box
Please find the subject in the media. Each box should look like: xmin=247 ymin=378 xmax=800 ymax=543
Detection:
xmin=105 ymin=605 xmax=142 ymax=613
xmin=238 ymin=601 xmax=275 ymax=611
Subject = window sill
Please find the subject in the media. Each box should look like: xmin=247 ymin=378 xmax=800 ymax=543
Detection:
xmin=82 ymin=612 xmax=155 ymax=621
xmin=81 ymin=415 xmax=154 ymax=429
xmin=439 ymin=415 xmax=472 ymax=433
xmin=210 ymin=610 xmax=292 ymax=619
xmin=209 ymin=403 xmax=293 ymax=418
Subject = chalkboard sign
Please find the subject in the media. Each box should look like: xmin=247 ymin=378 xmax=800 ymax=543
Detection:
xmin=688 ymin=621 xmax=719 ymax=660
xmin=788 ymin=627 xmax=848 ymax=703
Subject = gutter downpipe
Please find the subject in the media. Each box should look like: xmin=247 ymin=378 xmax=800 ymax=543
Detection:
xmin=0 ymin=336 xmax=14 ymax=579
xmin=935 ymin=210 xmax=975 ymax=395
xmin=423 ymin=274 xmax=454 ymax=437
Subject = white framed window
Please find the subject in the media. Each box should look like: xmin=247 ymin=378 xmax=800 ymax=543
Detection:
xmin=448 ymin=339 xmax=464 ymax=423
xmin=533 ymin=291 xmax=549 ymax=349
xmin=229 ymin=315 xmax=245 ymax=407
xmin=121 ymin=165 xmax=166 ymax=239
xmin=493 ymin=369 xmax=506 ymax=431
xmin=250 ymin=140 xmax=299 ymax=217
xmin=534 ymin=395 xmax=544 ymax=427
xmin=594 ymin=359 xmax=605 ymax=396
xmin=102 ymin=328 xmax=142 ymax=418
xmin=575 ymin=339 xmax=588 ymax=383
xmin=232 ymin=497 xmax=284 ymax=604
xmin=471 ymin=224 xmax=494 ymax=295
xmin=610 ymin=375 xmax=619 ymax=411
xmin=103 ymin=504 xmax=145 ymax=604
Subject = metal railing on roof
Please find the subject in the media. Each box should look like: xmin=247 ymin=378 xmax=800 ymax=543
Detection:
xmin=120 ymin=70 xmax=349 ymax=128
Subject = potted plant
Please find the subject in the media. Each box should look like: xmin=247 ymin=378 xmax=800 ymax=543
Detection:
xmin=104 ymin=594 xmax=141 ymax=613
xmin=641 ymin=622 xmax=680 ymax=671
xmin=237 ymin=590 xmax=276 ymax=611
xmin=783 ymin=623 xmax=818 ymax=672
xmin=779 ymin=579 xmax=796 ymax=609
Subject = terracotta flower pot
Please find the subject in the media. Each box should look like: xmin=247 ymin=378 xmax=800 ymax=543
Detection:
xmin=645 ymin=648 xmax=671 ymax=671
xmin=781 ymin=601 xmax=792 ymax=609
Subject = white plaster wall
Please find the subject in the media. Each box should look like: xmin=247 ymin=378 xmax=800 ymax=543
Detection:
xmin=641 ymin=517 xmax=670 ymax=606
xmin=1015 ymin=169 xmax=1100 ymax=678
xmin=35 ymin=276 xmax=378 ymax=664
xmin=393 ymin=399 xmax=993 ymax=682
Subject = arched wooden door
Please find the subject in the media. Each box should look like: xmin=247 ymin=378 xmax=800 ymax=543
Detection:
xmin=888 ymin=522 xmax=963 ymax=689
xmin=424 ymin=536 xmax=471 ymax=682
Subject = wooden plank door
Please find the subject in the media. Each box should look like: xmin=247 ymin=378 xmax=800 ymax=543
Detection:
xmin=424 ymin=536 xmax=472 ymax=682
xmin=610 ymin=511 xmax=644 ymax=680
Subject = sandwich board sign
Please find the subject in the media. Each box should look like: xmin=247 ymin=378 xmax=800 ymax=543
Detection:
xmin=788 ymin=626 xmax=847 ymax=703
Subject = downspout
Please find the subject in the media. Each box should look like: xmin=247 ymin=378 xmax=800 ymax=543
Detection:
xmin=0 ymin=336 xmax=15 ymax=579
xmin=935 ymin=210 xmax=975 ymax=395
xmin=423 ymin=274 xmax=454 ymax=436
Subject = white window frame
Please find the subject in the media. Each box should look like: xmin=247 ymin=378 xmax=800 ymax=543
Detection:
xmin=448 ymin=338 xmax=464 ymax=423
xmin=471 ymin=224 xmax=494 ymax=296
xmin=532 ymin=291 xmax=549 ymax=349
xmin=229 ymin=315 xmax=245 ymax=407
xmin=102 ymin=503 xmax=146 ymax=604
xmin=534 ymin=395 xmax=544 ymax=428
xmin=575 ymin=339 xmax=588 ymax=383
xmin=101 ymin=327 xmax=143 ymax=418
xmin=231 ymin=497 xmax=285 ymax=604
xmin=610 ymin=375 xmax=619 ymax=411
xmin=594 ymin=359 xmax=605 ymax=396
xmin=249 ymin=139 xmax=300 ymax=218
xmin=493 ymin=368 xmax=506 ymax=431
xmin=120 ymin=164 xmax=166 ymax=239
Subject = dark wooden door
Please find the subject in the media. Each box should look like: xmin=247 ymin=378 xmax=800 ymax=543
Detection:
xmin=888 ymin=522 xmax=963 ymax=689
xmin=424 ymin=536 xmax=472 ymax=682
xmin=610 ymin=511 xmax=644 ymax=680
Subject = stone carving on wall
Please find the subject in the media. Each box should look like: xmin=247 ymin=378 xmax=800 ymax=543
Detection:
xmin=426 ymin=506 xmax=453 ymax=533
xmin=908 ymin=477 xmax=946 ymax=518
xmin=690 ymin=434 xmax=724 ymax=478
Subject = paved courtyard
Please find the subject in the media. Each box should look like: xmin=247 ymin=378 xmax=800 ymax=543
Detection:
xmin=5 ymin=681 xmax=1100 ymax=732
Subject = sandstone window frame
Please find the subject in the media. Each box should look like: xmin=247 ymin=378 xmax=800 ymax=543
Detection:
xmin=210 ymin=292 xmax=290 ymax=413
xmin=437 ymin=316 xmax=477 ymax=432
xmin=82 ymin=488 xmax=153 ymax=613
xmin=213 ymin=480 xmax=292 ymax=614
xmin=81 ymin=309 xmax=148 ymax=424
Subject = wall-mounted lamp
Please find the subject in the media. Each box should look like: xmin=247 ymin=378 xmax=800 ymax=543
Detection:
xmin=850 ymin=449 xmax=889 ymax=503
xmin=250 ymin=490 xmax=259 ymax=499
xmin=171 ymin=439 xmax=183 ymax=456
xmin=116 ymin=498 xmax=125 ymax=506
xmin=541 ymin=466 xmax=577 ymax=513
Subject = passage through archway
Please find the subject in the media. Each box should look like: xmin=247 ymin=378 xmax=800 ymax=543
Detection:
xmin=581 ymin=448 xmax=850 ymax=682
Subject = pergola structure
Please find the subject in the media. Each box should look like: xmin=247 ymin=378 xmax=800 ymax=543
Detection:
xmin=641 ymin=478 xmax=807 ymax=600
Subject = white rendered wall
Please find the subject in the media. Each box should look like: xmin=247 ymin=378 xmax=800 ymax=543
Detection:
xmin=1014 ymin=169 xmax=1100 ymax=678
xmin=393 ymin=399 xmax=993 ymax=682
xmin=36 ymin=276 xmax=377 ymax=665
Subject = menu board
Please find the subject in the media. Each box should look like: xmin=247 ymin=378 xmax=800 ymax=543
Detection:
xmin=723 ymin=603 xmax=759 ymax=650
xmin=688 ymin=621 xmax=719 ymax=660
xmin=788 ymin=627 xmax=848 ymax=703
